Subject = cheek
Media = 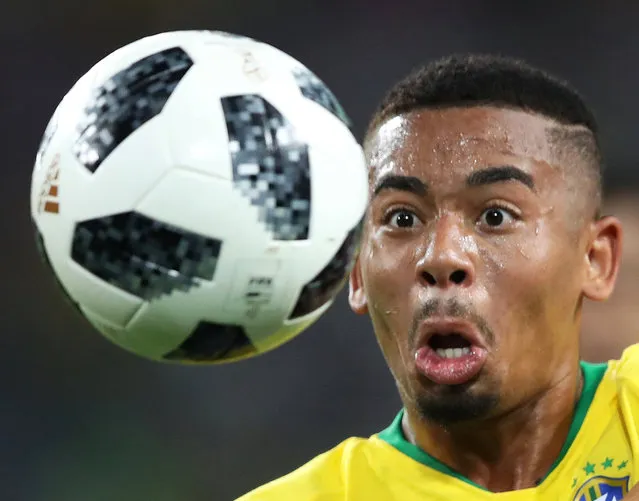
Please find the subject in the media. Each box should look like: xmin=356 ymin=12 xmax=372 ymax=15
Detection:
xmin=361 ymin=236 xmax=417 ymax=309
xmin=483 ymin=223 xmax=573 ymax=291
xmin=481 ymin=227 xmax=581 ymax=344
xmin=479 ymin=244 xmax=542 ymax=343
xmin=360 ymin=236 xmax=418 ymax=364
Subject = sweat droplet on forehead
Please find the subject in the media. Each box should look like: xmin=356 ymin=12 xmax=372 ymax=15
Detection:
xmin=367 ymin=107 xmax=562 ymax=189
xmin=368 ymin=115 xmax=411 ymax=168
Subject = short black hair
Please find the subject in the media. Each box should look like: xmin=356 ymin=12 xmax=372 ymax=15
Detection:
xmin=369 ymin=53 xmax=598 ymax=135
xmin=366 ymin=53 xmax=603 ymax=216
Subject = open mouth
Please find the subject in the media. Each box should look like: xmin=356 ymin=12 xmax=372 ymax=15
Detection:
xmin=414 ymin=320 xmax=488 ymax=385
xmin=427 ymin=333 xmax=473 ymax=359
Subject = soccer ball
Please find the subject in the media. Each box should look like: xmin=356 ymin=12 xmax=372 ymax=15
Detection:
xmin=31 ymin=31 xmax=367 ymax=364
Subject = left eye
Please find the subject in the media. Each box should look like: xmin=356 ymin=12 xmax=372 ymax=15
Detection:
xmin=479 ymin=207 xmax=514 ymax=227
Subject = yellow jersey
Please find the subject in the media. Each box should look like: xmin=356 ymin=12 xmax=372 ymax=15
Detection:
xmin=237 ymin=344 xmax=639 ymax=501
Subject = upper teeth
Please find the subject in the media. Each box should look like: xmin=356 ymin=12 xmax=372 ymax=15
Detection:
xmin=436 ymin=347 xmax=471 ymax=359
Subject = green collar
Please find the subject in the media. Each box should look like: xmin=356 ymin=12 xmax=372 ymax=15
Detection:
xmin=377 ymin=361 xmax=608 ymax=491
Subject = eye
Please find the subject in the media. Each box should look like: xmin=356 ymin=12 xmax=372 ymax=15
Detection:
xmin=479 ymin=207 xmax=516 ymax=228
xmin=386 ymin=209 xmax=420 ymax=229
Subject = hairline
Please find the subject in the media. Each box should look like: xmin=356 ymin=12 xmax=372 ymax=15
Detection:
xmin=365 ymin=103 xmax=597 ymax=147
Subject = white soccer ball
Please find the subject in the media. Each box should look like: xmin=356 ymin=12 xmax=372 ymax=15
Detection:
xmin=31 ymin=31 xmax=367 ymax=364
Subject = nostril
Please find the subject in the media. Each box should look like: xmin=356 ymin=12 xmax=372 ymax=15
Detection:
xmin=450 ymin=270 xmax=467 ymax=284
xmin=423 ymin=272 xmax=437 ymax=285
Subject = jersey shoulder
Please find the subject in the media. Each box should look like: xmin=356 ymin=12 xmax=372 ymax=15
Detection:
xmin=610 ymin=343 xmax=639 ymax=388
xmin=606 ymin=343 xmax=639 ymax=483
xmin=604 ymin=343 xmax=639 ymax=419
xmin=235 ymin=437 xmax=368 ymax=501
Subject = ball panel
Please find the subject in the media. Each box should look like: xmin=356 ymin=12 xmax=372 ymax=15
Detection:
xmin=34 ymin=186 xmax=144 ymax=328
xmin=34 ymin=227 xmax=84 ymax=317
xmin=304 ymin=141 xmax=367 ymax=243
xmin=34 ymin=114 xmax=172 ymax=225
xmin=163 ymin=321 xmax=257 ymax=363
xmin=248 ymin=299 xmax=333 ymax=353
xmin=162 ymin=62 xmax=237 ymax=180
xmin=221 ymin=259 xmax=296 ymax=323
xmin=123 ymin=299 xmax=202 ymax=358
xmin=288 ymin=219 xmax=362 ymax=319
xmin=292 ymin=67 xmax=352 ymax=130
xmin=80 ymin=307 xmax=129 ymax=349
xmin=134 ymin=168 xmax=271 ymax=249
xmin=222 ymin=95 xmax=311 ymax=241
xmin=74 ymin=47 xmax=193 ymax=173
xmin=66 ymin=262 xmax=144 ymax=327
xmin=71 ymin=211 xmax=223 ymax=301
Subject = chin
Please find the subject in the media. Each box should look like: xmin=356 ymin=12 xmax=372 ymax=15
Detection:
xmin=414 ymin=377 xmax=501 ymax=425
xmin=416 ymin=391 xmax=499 ymax=425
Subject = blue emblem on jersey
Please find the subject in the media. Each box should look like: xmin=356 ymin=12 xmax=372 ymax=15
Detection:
xmin=573 ymin=475 xmax=630 ymax=501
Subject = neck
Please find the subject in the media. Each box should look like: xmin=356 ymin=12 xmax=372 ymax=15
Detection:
xmin=402 ymin=366 xmax=583 ymax=492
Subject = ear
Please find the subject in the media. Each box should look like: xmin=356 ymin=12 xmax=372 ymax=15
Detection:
xmin=349 ymin=256 xmax=368 ymax=315
xmin=583 ymin=215 xmax=623 ymax=302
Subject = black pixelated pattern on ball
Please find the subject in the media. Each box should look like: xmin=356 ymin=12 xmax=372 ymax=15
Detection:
xmin=292 ymin=67 xmax=352 ymax=129
xmin=71 ymin=211 xmax=222 ymax=300
xmin=289 ymin=219 xmax=363 ymax=319
xmin=74 ymin=47 xmax=193 ymax=173
xmin=222 ymin=95 xmax=311 ymax=241
xmin=163 ymin=321 xmax=256 ymax=362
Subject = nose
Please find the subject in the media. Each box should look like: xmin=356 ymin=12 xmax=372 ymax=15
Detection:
xmin=417 ymin=215 xmax=476 ymax=289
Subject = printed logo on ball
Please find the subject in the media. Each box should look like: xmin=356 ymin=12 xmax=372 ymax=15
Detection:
xmin=37 ymin=153 xmax=61 ymax=214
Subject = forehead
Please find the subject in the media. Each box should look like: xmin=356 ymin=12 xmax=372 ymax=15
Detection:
xmin=367 ymin=107 xmax=559 ymax=183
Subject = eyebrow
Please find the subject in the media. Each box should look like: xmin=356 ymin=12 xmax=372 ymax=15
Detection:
xmin=466 ymin=166 xmax=535 ymax=191
xmin=371 ymin=165 xmax=535 ymax=199
xmin=372 ymin=175 xmax=428 ymax=198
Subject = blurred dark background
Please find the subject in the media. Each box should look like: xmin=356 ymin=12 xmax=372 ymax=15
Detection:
xmin=4 ymin=2 xmax=639 ymax=500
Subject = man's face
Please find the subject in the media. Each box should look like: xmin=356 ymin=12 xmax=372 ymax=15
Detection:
xmin=350 ymin=106 xmax=611 ymax=424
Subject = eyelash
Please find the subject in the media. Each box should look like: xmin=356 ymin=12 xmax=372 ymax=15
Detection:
xmin=481 ymin=203 xmax=520 ymax=220
xmin=382 ymin=206 xmax=417 ymax=225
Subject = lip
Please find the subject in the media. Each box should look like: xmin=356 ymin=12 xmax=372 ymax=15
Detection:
xmin=415 ymin=317 xmax=487 ymax=351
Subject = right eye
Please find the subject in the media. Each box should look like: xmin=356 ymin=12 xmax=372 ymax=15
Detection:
xmin=385 ymin=209 xmax=421 ymax=229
